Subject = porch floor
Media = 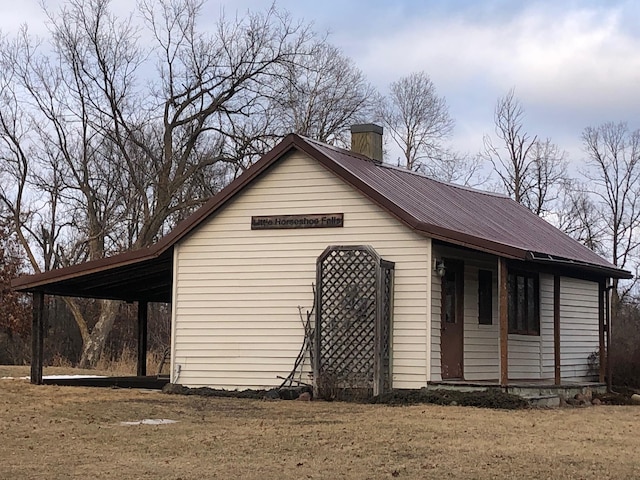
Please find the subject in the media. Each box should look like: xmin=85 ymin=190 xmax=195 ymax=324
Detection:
xmin=427 ymin=379 xmax=606 ymax=406
xmin=42 ymin=375 xmax=170 ymax=390
xmin=429 ymin=378 xmax=604 ymax=387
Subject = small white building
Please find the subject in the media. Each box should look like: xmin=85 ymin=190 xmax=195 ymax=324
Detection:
xmin=14 ymin=125 xmax=631 ymax=394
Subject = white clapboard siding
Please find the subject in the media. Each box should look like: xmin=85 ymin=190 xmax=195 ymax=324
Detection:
xmin=508 ymin=334 xmax=542 ymax=379
xmin=430 ymin=245 xmax=500 ymax=381
xmin=430 ymin=268 xmax=442 ymax=382
xmin=172 ymin=151 xmax=431 ymax=390
xmin=507 ymin=275 xmax=554 ymax=380
xmin=539 ymin=274 xmax=555 ymax=378
xmin=463 ymin=259 xmax=500 ymax=380
xmin=560 ymin=277 xmax=599 ymax=380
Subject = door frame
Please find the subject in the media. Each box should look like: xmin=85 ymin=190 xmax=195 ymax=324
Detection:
xmin=440 ymin=258 xmax=464 ymax=379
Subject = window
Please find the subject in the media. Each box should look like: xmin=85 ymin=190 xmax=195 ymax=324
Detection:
xmin=478 ymin=270 xmax=492 ymax=325
xmin=507 ymin=271 xmax=539 ymax=335
xmin=443 ymin=269 xmax=457 ymax=324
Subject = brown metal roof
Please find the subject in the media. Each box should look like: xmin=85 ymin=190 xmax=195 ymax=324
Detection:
xmin=12 ymin=133 xmax=631 ymax=300
xmin=11 ymin=250 xmax=174 ymax=303
xmin=298 ymin=137 xmax=626 ymax=275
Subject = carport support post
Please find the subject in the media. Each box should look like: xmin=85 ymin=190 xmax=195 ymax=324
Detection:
xmin=605 ymin=284 xmax=612 ymax=393
xmin=137 ymin=301 xmax=148 ymax=377
xmin=598 ymin=280 xmax=606 ymax=384
xmin=30 ymin=292 xmax=45 ymax=385
xmin=498 ymin=258 xmax=508 ymax=387
xmin=553 ymin=275 xmax=561 ymax=385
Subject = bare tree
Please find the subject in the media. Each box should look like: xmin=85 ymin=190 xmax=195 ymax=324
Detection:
xmin=379 ymin=71 xmax=454 ymax=172
xmin=581 ymin=122 xmax=640 ymax=300
xmin=418 ymin=151 xmax=487 ymax=187
xmin=0 ymin=220 xmax=30 ymax=338
xmin=483 ymin=89 xmax=568 ymax=215
xmin=271 ymin=43 xmax=378 ymax=145
xmin=556 ymin=185 xmax=605 ymax=253
xmin=126 ymin=0 xmax=314 ymax=245
xmin=0 ymin=16 xmax=129 ymax=366
xmin=0 ymin=0 xmax=320 ymax=367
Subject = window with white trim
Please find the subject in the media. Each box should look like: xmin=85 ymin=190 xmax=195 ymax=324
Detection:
xmin=507 ymin=271 xmax=539 ymax=335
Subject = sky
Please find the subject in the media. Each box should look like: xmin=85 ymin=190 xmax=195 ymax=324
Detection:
xmin=1 ymin=0 xmax=639 ymax=167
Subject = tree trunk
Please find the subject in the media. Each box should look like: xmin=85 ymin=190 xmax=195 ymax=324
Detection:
xmin=78 ymin=300 xmax=119 ymax=369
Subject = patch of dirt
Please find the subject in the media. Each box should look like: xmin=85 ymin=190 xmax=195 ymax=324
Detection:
xmin=163 ymin=383 xmax=312 ymax=400
xmin=370 ymin=388 xmax=530 ymax=409
xmin=164 ymin=384 xmax=528 ymax=409
xmin=594 ymin=386 xmax=640 ymax=405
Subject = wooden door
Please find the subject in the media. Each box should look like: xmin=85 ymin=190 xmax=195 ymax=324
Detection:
xmin=440 ymin=259 xmax=464 ymax=379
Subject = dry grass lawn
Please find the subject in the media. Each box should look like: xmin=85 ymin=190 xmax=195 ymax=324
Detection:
xmin=1 ymin=369 xmax=640 ymax=479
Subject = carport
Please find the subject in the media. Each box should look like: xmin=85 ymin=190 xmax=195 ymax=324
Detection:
xmin=12 ymin=246 xmax=174 ymax=385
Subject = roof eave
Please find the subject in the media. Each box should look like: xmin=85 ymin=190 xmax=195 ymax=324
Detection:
xmin=11 ymin=247 xmax=169 ymax=292
xmin=14 ymin=133 xmax=630 ymax=297
xmin=526 ymin=252 xmax=632 ymax=279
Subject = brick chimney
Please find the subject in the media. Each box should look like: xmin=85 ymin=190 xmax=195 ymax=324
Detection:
xmin=350 ymin=124 xmax=383 ymax=163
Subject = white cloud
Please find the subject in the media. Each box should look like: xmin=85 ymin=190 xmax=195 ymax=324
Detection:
xmin=357 ymin=4 xmax=640 ymax=104
xmin=2 ymin=0 xmax=638 ymax=160
xmin=343 ymin=2 xmax=640 ymax=158
xmin=0 ymin=1 xmax=49 ymax=35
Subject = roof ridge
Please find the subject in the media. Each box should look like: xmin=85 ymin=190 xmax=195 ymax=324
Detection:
xmin=300 ymin=135 xmax=508 ymax=199
xmin=299 ymin=135 xmax=378 ymax=163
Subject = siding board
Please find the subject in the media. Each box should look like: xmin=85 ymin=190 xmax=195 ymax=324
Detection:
xmin=559 ymin=277 xmax=600 ymax=380
xmin=173 ymin=152 xmax=430 ymax=389
xmin=539 ymin=274 xmax=555 ymax=379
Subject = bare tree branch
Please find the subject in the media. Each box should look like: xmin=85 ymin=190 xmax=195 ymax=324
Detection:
xmin=379 ymin=71 xmax=454 ymax=172
xmin=483 ymin=88 xmax=568 ymax=215
xmin=581 ymin=121 xmax=640 ymax=300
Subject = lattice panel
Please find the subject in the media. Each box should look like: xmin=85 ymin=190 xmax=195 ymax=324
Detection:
xmin=315 ymin=246 xmax=394 ymax=394
xmin=379 ymin=263 xmax=394 ymax=392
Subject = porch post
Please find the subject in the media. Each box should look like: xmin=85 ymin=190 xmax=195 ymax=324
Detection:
xmin=137 ymin=300 xmax=148 ymax=377
xmin=553 ymin=275 xmax=561 ymax=385
xmin=605 ymin=283 xmax=612 ymax=393
xmin=30 ymin=291 xmax=45 ymax=385
xmin=498 ymin=258 xmax=508 ymax=387
xmin=598 ymin=280 xmax=606 ymax=383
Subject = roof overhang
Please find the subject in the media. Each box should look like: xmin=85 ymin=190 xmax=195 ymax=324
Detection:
xmin=11 ymin=133 xmax=631 ymax=302
xmin=12 ymin=249 xmax=173 ymax=303
xmin=526 ymin=252 xmax=632 ymax=280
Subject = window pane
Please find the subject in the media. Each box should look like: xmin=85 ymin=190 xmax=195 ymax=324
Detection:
xmin=508 ymin=274 xmax=516 ymax=331
xmin=444 ymin=273 xmax=456 ymax=323
xmin=507 ymin=270 xmax=540 ymax=335
xmin=516 ymin=276 xmax=525 ymax=332
xmin=478 ymin=270 xmax=492 ymax=325
xmin=527 ymin=277 xmax=535 ymax=331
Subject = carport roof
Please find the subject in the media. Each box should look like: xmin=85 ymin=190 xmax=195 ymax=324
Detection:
xmin=12 ymin=133 xmax=631 ymax=301
xmin=12 ymin=249 xmax=174 ymax=303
